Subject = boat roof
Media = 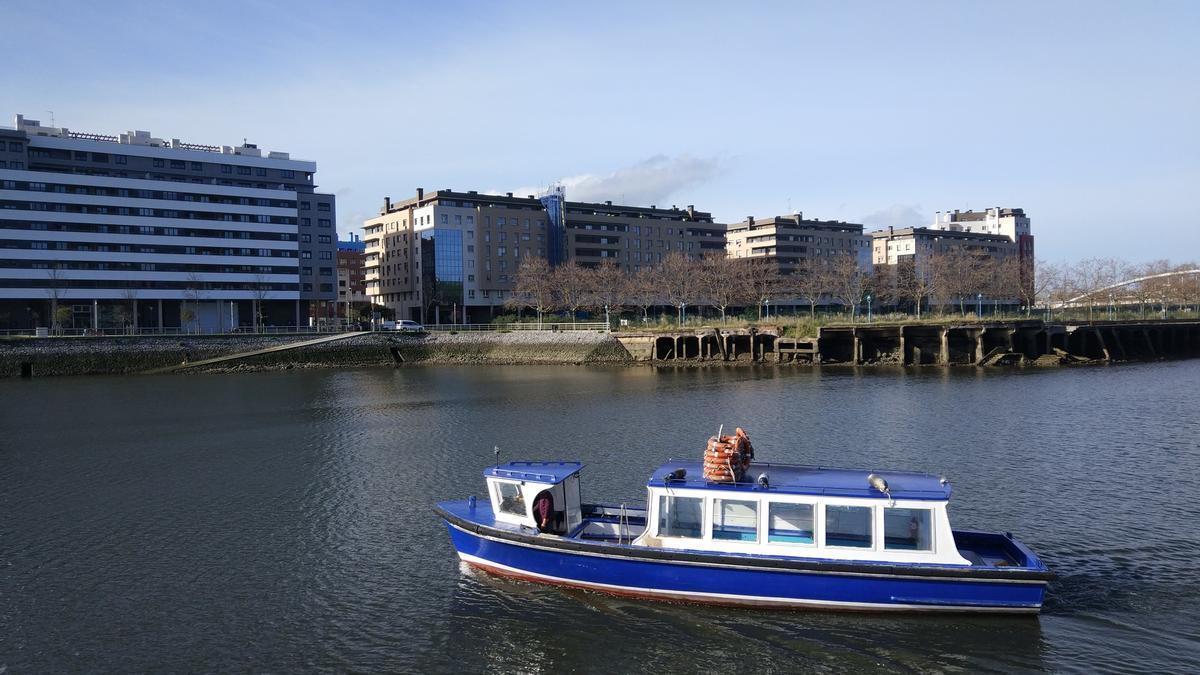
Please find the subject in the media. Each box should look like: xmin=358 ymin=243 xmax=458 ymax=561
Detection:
xmin=485 ymin=461 xmax=583 ymax=484
xmin=647 ymin=460 xmax=951 ymax=501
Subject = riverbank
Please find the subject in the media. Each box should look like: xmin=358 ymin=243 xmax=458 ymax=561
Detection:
xmin=4 ymin=318 xmax=1199 ymax=377
xmin=0 ymin=331 xmax=632 ymax=377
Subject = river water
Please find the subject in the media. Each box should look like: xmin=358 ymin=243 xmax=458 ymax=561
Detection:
xmin=2 ymin=362 xmax=1198 ymax=673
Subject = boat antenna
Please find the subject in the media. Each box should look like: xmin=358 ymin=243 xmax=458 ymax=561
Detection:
xmin=716 ymin=423 xmax=724 ymax=439
xmin=493 ymin=445 xmax=500 ymax=461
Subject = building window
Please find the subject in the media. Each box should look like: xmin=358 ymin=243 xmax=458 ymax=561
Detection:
xmin=256 ymin=168 xmax=267 ymax=176
xmin=302 ymin=251 xmax=312 ymax=259
xmin=281 ymin=169 xmax=295 ymax=178
xmin=237 ymin=166 xmax=251 ymax=175
xmin=221 ymin=164 xmax=232 ymax=174
xmin=301 ymin=234 xmax=311 ymax=243
xmin=318 ymin=219 xmax=331 ymax=228
xmin=152 ymin=159 xmax=164 ymax=168
xmin=318 ymin=235 xmax=331 ymax=244
xmin=319 ymin=251 xmax=332 ymax=260
xmin=301 ymin=218 xmax=311 ymax=226
xmin=317 ymin=203 xmax=330 ymax=212
xmin=170 ymin=160 xmax=186 ymax=169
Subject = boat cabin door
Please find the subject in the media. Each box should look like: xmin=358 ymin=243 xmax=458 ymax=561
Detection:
xmin=563 ymin=473 xmax=582 ymax=533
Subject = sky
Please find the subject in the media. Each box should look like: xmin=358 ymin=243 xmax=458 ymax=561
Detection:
xmin=3 ymin=1 xmax=1197 ymax=263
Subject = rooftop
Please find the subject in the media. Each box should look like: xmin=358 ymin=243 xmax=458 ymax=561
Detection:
xmin=870 ymin=226 xmax=1015 ymax=242
xmin=484 ymin=461 xmax=583 ymax=484
xmin=11 ymin=113 xmax=298 ymax=160
xmin=381 ymin=189 xmax=715 ymax=222
xmin=647 ymin=460 xmax=952 ymax=501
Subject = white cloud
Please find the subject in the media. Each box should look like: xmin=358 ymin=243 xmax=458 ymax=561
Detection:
xmin=511 ymin=154 xmax=722 ymax=206
xmin=860 ymin=204 xmax=928 ymax=229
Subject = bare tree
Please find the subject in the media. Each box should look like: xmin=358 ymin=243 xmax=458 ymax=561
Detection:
xmin=627 ymin=266 xmax=661 ymax=323
xmin=249 ymin=274 xmax=270 ymax=333
xmin=1030 ymin=259 xmax=1060 ymax=318
xmin=553 ymin=262 xmax=590 ymax=325
xmin=788 ymin=258 xmax=831 ymax=320
xmin=586 ymin=260 xmax=628 ymax=327
xmin=659 ymin=253 xmax=700 ymax=325
xmin=119 ymin=287 xmax=139 ymax=335
xmin=45 ymin=264 xmax=69 ymax=335
xmin=825 ymin=253 xmax=868 ymax=320
xmin=933 ymin=248 xmax=988 ymax=317
xmin=698 ymin=254 xmax=746 ymax=325
xmin=742 ymin=258 xmax=781 ymax=321
xmin=508 ymin=257 xmax=556 ymax=327
xmin=869 ymin=264 xmax=901 ymax=314
xmin=895 ymin=257 xmax=939 ymax=320
xmin=986 ymin=256 xmax=1022 ymax=317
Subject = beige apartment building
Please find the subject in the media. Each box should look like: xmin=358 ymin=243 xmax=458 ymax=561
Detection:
xmin=363 ymin=188 xmax=725 ymax=323
xmin=725 ymin=214 xmax=871 ymax=273
xmin=870 ymin=226 xmax=1018 ymax=266
xmin=932 ymin=207 xmax=1034 ymax=295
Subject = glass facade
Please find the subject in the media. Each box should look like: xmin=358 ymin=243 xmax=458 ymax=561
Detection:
xmin=420 ymin=228 xmax=464 ymax=309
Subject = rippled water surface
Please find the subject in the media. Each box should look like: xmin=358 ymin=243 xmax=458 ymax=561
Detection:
xmin=2 ymin=362 xmax=1199 ymax=673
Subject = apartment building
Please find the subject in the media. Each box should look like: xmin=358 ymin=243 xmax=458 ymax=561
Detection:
xmin=870 ymin=226 xmax=1018 ymax=266
xmin=932 ymin=207 xmax=1034 ymax=293
xmin=0 ymin=114 xmax=336 ymax=331
xmin=725 ymin=213 xmax=871 ymax=273
xmin=336 ymin=235 xmax=367 ymax=319
xmin=363 ymin=188 xmax=725 ymax=323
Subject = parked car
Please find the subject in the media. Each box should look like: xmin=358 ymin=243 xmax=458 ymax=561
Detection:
xmin=394 ymin=320 xmax=425 ymax=333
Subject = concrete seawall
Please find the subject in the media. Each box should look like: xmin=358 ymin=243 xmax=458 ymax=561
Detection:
xmin=616 ymin=319 xmax=1200 ymax=366
xmin=1 ymin=331 xmax=631 ymax=378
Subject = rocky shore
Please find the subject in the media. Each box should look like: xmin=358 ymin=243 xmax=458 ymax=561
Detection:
xmin=0 ymin=330 xmax=632 ymax=378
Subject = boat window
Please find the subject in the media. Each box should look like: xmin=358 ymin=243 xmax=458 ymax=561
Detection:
xmin=825 ymin=505 xmax=873 ymax=548
xmin=884 ymin=507 xmax=933 ymax=551
xmin=658 ymin=495 xmax=702 ymax=538
xmin=711 ymin=499 xmax=758 ymax=542
xmin=768 ymin=502 xmax=814 ymax=544
xmin=494 ymin=481 xmax=526 ymax=516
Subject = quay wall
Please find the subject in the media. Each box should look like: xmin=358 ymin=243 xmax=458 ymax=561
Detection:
xmin=6 ymin=319 xmax=1199 ymax=377
xmin=618 ymin=319 xmax=1200 ymax=366
xmin=0 ymin=331 xmax=630 ymax=378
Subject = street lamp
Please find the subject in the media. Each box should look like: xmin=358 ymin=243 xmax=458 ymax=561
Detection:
xmin=764 ymin=299 xmax=770 ymax=321
xmin=866 ymin=293 xmax=873 ymax=323
xmin=976 ymin=293 xmax=982 ymax=319
xmin=604 ymin=304 xmax=611 ymax=332
xmin=680 ymin=302 xmax=686 ymax=327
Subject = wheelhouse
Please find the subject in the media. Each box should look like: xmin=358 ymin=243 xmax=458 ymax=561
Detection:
xmin=636 ymin=460 xmax=971 ymax=566
xmin=485 ymin=461 xmax=583 ymax=534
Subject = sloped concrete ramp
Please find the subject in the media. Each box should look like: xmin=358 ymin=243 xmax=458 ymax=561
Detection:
xmin=142 ymin=331 xmax=367 ymax=374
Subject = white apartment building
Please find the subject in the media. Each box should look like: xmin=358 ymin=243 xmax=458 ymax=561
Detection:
xmin=0 ymin=114 xmax=337 ymax=332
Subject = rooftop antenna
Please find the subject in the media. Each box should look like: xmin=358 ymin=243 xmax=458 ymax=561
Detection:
xmin=45 ymin=110 xmax=55 ymax=127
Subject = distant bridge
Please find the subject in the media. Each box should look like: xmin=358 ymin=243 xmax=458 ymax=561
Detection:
xmin=1056 ymin=269 xmax=1200 ymax=308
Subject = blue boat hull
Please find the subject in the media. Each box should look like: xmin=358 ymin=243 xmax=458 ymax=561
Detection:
xmin=443 ymin=519 xmax=1048 ymax=613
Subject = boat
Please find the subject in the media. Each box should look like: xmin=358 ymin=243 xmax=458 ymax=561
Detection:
xmin=435 ymin=430 xmax=1054 ymax=613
